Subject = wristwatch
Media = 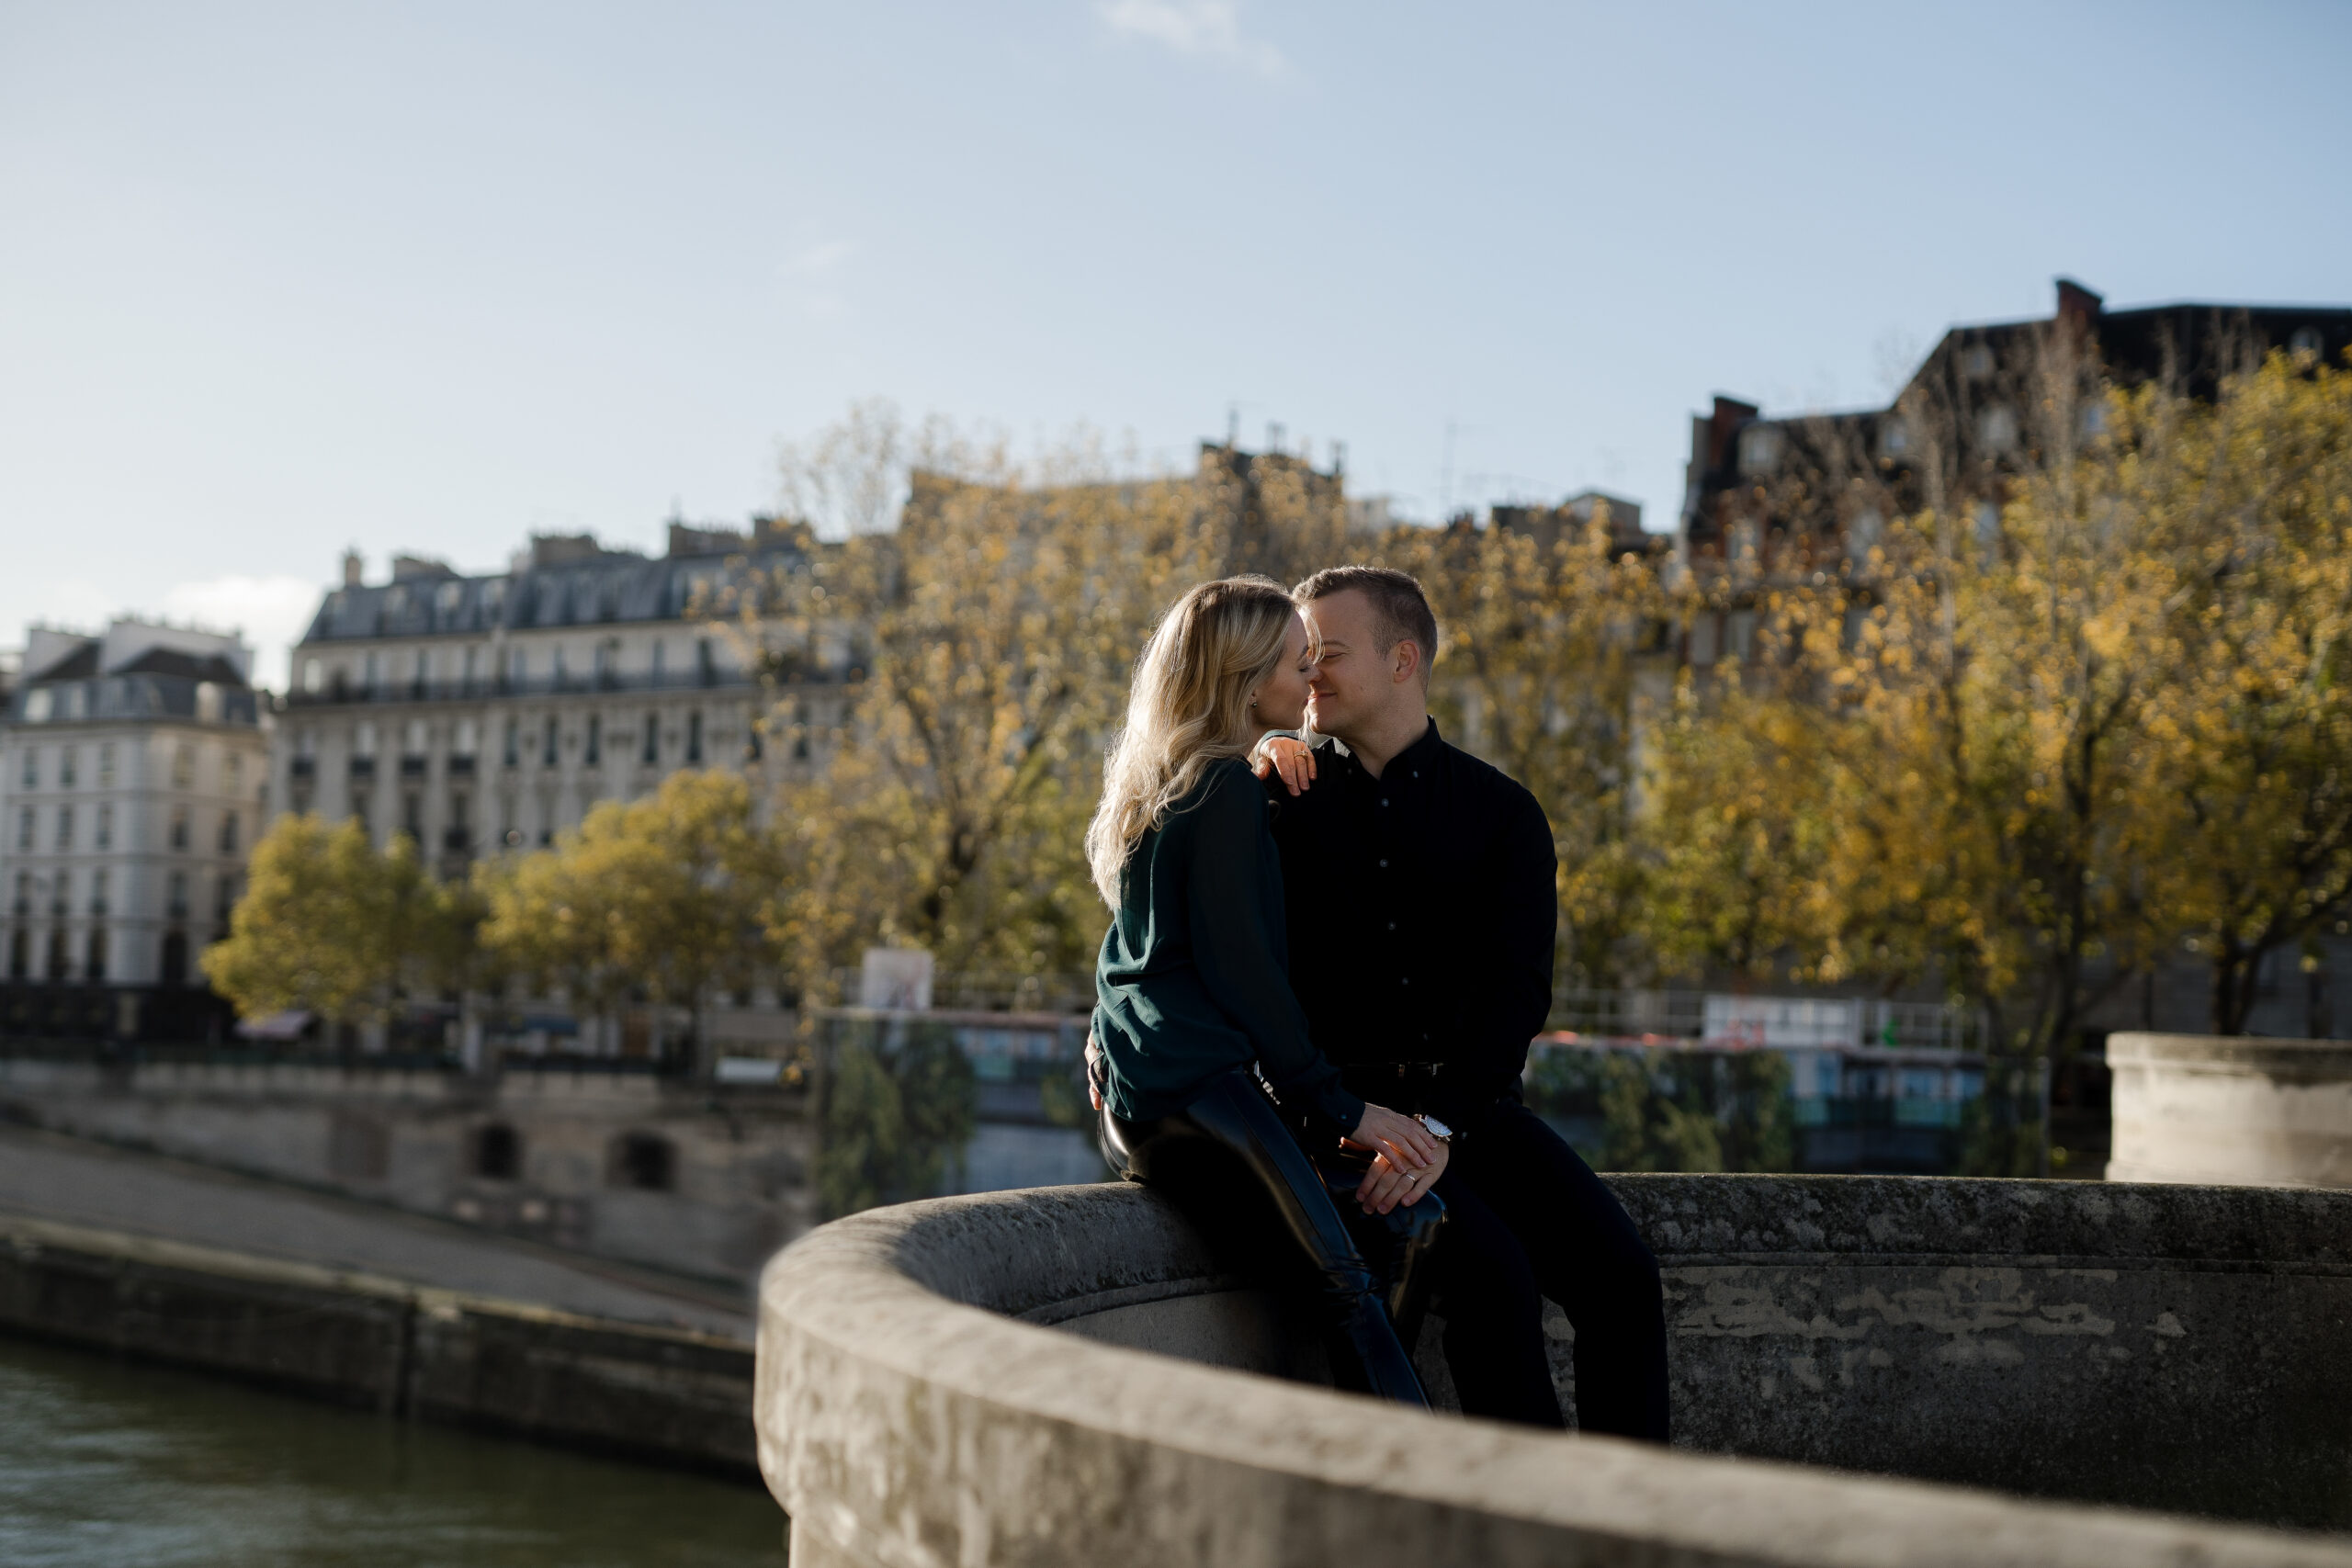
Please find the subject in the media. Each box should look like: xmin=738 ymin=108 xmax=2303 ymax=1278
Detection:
xmin=1417 ymin=1114 xmax=1454 ymax=1144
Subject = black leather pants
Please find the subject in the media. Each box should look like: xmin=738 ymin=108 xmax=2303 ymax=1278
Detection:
xmin=1102 ymin=1070 xmax=1431 ymax=1406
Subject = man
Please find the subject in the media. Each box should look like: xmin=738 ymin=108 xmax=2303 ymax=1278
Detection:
xmin=1262 ymin=565 xmax=1668 ymax=1440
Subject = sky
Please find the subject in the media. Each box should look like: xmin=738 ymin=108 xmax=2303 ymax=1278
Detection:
xmin=4 ymin=0 xmax=2347 ymax=690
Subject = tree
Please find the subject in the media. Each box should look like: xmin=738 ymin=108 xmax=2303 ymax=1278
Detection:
xmin=477 ymin=770 xmax=778 ymax=1071
xmin=749 ymin=420 xmax=1246 ymax=995
xmin=814 ymin=1018 xmax=978 ymax=1218
xmin=205 ymin=815 xmax=471 ymax=1043
xmin=2130 ymin=355 xmax=2352 ymax=1032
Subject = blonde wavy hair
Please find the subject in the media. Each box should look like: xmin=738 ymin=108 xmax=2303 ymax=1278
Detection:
xmin=1087 ymin=576 xmax=1297 ymax=906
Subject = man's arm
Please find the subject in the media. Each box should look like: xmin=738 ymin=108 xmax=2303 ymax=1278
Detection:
xmin=1426 ymin=785 xmax=1557 ymax=1138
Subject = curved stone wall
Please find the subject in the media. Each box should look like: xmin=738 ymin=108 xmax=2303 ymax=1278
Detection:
xmin=2109 ymin=1031 xmax=2352 ymax=1188
xmin=756 ymin=1176 xmax=2352 ymax=1567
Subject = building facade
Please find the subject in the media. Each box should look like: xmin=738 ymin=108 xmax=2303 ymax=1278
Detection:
xmin=274 ymin=521 xmax=848 ymax=878
xmin=0 ymin=620 xmax=268 ymax=1042
xmin=1677 ymin=278 xmax=2352 ymax=594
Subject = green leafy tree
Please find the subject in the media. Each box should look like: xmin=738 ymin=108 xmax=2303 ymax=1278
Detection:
xmin=205 ymin=815 xmax=470 ymax=1042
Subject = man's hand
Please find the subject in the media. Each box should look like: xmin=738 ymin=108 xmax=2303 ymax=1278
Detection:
xmin=1345 ymin=1103 xmax=1439 ymax=1172
xmin=1358 ymin=1141 xmax=1448 ymax=1214
xmin=1250 ymin=734 xmax=1317 ymax=796
xmin=1084 ymin=1029 xmax=1103 ymax=1111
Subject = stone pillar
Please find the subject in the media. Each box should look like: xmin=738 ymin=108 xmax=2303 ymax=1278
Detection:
xmin=2108 ymin=1032 xmax=2352 ymax=1188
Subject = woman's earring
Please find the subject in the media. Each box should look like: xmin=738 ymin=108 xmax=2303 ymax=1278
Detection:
xmin=1248 ymin=691 xmax=1259 ymax=709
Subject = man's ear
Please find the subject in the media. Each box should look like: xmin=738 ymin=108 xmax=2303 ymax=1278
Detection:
xmin=1391 ymin=639 xmax=1422 ymax=686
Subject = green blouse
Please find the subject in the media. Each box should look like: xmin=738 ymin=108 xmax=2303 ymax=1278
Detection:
xmin=1091 ymin=758 xmax=1364 ymax=1134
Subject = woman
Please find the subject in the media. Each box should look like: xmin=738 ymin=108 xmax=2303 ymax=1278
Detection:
xmin=1087 ymin=576 xmax=1439 ymax=1404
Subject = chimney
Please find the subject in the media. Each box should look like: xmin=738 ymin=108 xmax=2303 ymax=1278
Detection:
xmin=1707 ymin=395 xmax=1759 ymax=472
xmin=341 ymin=548 xmax=364 ymax=588
xmin=2055 ymin=277 xmax=2104 ymax=326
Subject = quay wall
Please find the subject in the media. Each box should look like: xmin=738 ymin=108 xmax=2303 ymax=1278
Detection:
xmin=0 ymin=1212 xmax=756 ymax=1475
xmin=0 ymin=1056 xmax=814 ymax=1280
xmin=758 ymin=1176 xmax=2352 ymax=1567
xmin=2109 ymin=1031 xmax=2352 ymax=1188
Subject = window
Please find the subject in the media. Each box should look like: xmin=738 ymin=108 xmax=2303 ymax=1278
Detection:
xmin=15 ymin=807 xmax=30 ymax=851
xmin=225 ymin=752 xmax=243 ymax=789
xmin=404 ymin=719 xmax=428 ymax=758
xmin=686 ymin=711 xmax=703 ymax=764
xmin=18 ymin=748 xmax=35 ymax=790
xmin=355 ymin=721 xmax=378 ymax=759
xmin=503 ymin=718 xmax=520 ymax=767
xmin=552 ymin=645 xmax=569 ymax=688
xmin=641 ymin=714 xmax=660 ymax=763
xmin=46 ymin=930 xmax=70 ymax=981
xmin=695 ymin=637 xmax=717 ymax=686
xmin=97 ymin=744 xmax=114 ymax=787
xmin=1977 ymin=404 xmax=2019 ymax=454
xmin=169 ymin=805 xmax=190 ymax=850
xmin=364 ymin=650 xmax=382 ymax=694
xmin=542 ymin=716 xmax=560 ymax=768
xmin=402 ymin=792 xmax=424 ymax=840
xmin=196 ymin=682 xmax=222 ymax=722
xmin=1881 ymin=418 xmax=1909 ymax=458
xmin=1973 ymin=501 xmax=2003 ymax=553
xmin=475 ymin=1123 xmax=522 ymax=1180
xmin=454 ymin=718 xmax=478 ymax=759
xmin=215 ymin=874 xmax=237 ymax=921
xmin=1738 ymin=425 xmax=1781 ymax=475
xmin=303 ymin=657 xmax=324 ymax=694
xmin=50 ymin=871 xmax=70 ymax=916
xmin=2290 ymin=326 xmax=2324 ymax=358
xmin=90 ymin=868 xmax=108 ymax=916
xmin=167 ymin=871 xmax=189 ymax=919
xmin=55 ymin=806 xmax=73 ymax=850
xmin=96 ymin=804 xmax=112 ymax=850
xmin=220 ymin=811 xmax=241 ymax=853
xmin=173 ymin=744 xmax=196 ymax=789
xmin=59 ymin=748 xmax=76 ymax=788
xmin=508 ymin=646 xmax=528 ymax=686
xmin=160 ymin=931 xmax=189 ymax=987
xmin=84 ymin=928 xmax=107 ymax=983
xmin=2078 ymin=400 xmax=2108 ymax=437
xmin=7 ymin=929 xmax=25 ymax=979
xmin=584 ymin=715 xmax=602 ymax=766
xmin=1962 ymin=343 xmax=1995 ymax=379
xmin=650 ymin=640 xmax=667 ymax=684
xmin=1845 ymin=509 xmax=1884 ymax=564
xmin=462 ymin=647 xmax=479 ymax=688
xmin=613 ymin=1133 xmax=675 ymax=1191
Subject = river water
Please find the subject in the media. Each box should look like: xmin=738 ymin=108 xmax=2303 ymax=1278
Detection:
xmin=0 ymin=1335 xmax=786 ymax=1567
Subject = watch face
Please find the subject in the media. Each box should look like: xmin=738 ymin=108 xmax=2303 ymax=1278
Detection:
xmin=1421 ymin=1116 xmax=1453 ymax=1141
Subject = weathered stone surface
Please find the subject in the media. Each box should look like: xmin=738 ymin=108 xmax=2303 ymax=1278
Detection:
xmin=755 ymin=1177 xmax=2352 ymax=1566
xmin=2109 ymin=1031 xmax=2352 ymax=1189
xmin=0 ymin=1213 xmax=757 ymax=1474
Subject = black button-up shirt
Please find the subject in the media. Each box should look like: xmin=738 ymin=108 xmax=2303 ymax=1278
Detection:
xmin=1263 ymin=718 xmax=1557 ymax=1138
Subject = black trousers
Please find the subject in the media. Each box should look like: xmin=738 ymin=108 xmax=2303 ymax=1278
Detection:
xmin=1101 ymin=1071 xmax=1430 ymax=1406
xmin=1425 ymin=1099 xmax=1670 ymax=1439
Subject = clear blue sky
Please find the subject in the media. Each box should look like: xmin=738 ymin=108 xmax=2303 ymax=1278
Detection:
xmin=5 ymin=0 xmax=2346 ymax=687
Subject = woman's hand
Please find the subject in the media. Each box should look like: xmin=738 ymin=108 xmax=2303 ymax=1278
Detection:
xmin=1345 ymin=1102 xmax=1439 ymax=1172
xmin=1357 ymin=1143 xmax=1448 ymax=1213
xmin=1250 ymin=734 xmax=1318 ymax=796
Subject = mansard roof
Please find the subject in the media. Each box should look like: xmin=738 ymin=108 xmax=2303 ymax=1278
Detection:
xmin=298 ymin=536 xmax=813 ymax=646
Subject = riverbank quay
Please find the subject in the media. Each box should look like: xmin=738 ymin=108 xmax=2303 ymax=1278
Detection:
xmin=0 ymin=1210 xmax=760 ymax=1477
xmin=756 ymin=1177 xmax=2352 ymax=1566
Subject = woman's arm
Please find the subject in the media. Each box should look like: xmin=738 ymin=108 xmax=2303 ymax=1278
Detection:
xmin=1183 ymin=766 xmax=1369 ymax=1138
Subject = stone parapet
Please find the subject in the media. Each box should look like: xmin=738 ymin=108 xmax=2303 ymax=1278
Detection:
xmin=756 ymin=1177 xmax=2352 ymax=1565
xmin=2109 ymin=1031 xmax=2352 ymax=1188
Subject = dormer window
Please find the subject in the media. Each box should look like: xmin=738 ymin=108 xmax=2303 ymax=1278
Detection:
xmin=1881 ymin=419 xmax=1910 ymax=458
xmin=1962 ymin=344 xmax=1996 ymax=379
xmin=1977 ymin=405 xmax=2020 ymax=454
xmin=1738 ymin=425 xmax=1781 ymax=475
xmin=2290 ymin=326 xmax=2324 ymax=358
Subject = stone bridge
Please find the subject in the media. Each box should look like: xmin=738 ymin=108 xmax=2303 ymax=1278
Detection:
xmin=754 ymin=1174 xmax=2352 ymax=1566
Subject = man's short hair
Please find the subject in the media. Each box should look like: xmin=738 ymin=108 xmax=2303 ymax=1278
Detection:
xmin=1292 ymin=566 xmax=1439 ymax=674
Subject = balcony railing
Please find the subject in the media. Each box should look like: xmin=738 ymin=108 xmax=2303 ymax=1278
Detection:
xmin=284 ymin=665 xmax=813 ymax=708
